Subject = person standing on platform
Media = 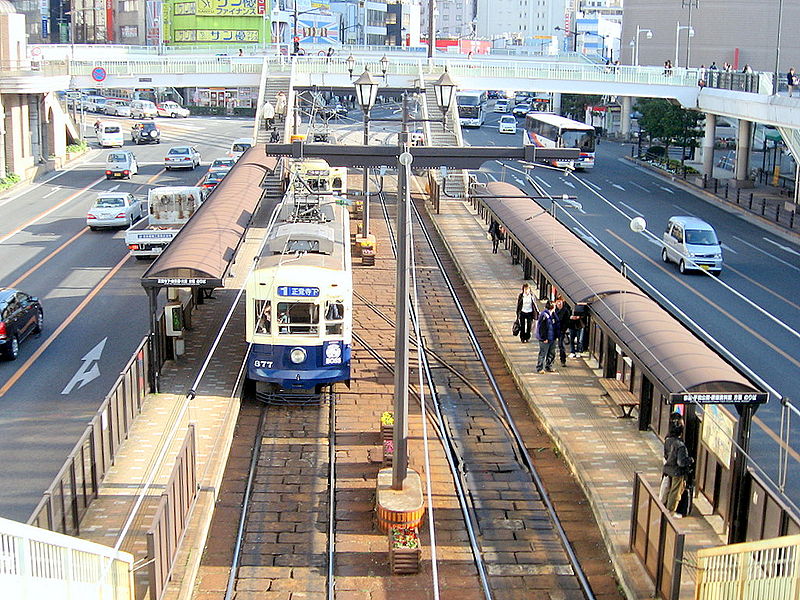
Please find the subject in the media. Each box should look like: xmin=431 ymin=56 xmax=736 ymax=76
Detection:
xmin=788 ymin=68 xmax=798 ymax=97
xmin=488 ymin=220 xmax=504 ymax=254
xmin=552 ymin=297 xmax=571 ymax=367
xmin=567 ymin=303 xmax=586 ymax=357
xmin=516 ymin=283 xmax=539 ymax=343
xmin=659 ymin=420 xmax=693 ymax=517
xmin=535 ymin=301 xmax=558 ymax=373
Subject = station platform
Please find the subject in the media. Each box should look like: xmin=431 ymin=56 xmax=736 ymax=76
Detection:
xmin=72 ymin=175 xmax=724 ymax=600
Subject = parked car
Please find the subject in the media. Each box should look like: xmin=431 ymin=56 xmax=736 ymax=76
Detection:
xmin=130 ymin=99 xmax=158 ymax=119
xmin=164 ymin=145 xmax=201 ymax=170
xmin=661 ymin=215 xmax=723 ymax=275
xmin=86 ymin=192 xmax=145 ymax=230
xmin=208 ymin=157 xmax=236 ymax=174
xmin=156 ymin=101 xmax=190 ymax=118
xmin=0 ymin=288 xmax=43 ymax=360
xmin=512 ymin=102 xmax=531 ymax=117
xmin=131 ymin=121 xmax=161 ymax=145
xmin=82 ymin=95 xmax=108 ymax=112
xmin=105 ymin=151 xmax=139 ymax=179
xmin=201 ymin=171 xmax=226 ymax=191
xmin=498 ymin=115 xmax=517 ymax=134
xmin=103 ymin=99 xmax=132 ymax=117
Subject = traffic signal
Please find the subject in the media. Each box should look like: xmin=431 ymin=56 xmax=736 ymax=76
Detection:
xmin=293 ymin=37 xmax=300 ymax=55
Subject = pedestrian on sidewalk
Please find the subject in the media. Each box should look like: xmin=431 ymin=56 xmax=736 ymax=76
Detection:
xmin=663 ymin=60 xmax=673 ymax=76
xmin=659 ymin=420 xmax=694 ymax=517
xmin=535 ymin=301 xmax=558 ymax=373
xmin=516 ymin=283 xmax=539 ymax=343
xmin=567 ymin=303 xmax=587 ymax=357
xmin=788 ymin=68 xmax=798 ymax=97
xmin=488 ymin=220 xmax=504 ymax=254
xmin=553 ymin=297 xmax=571 ymax=367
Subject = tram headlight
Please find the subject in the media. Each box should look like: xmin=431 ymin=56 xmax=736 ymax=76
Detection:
xmin=290 ymin=347 xmax=307 ymax=364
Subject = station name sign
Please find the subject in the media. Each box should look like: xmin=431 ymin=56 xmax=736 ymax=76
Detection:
xmin=668 ymin=392 xmax=768 ymax=405
xmin=157 ymin=278 xmax=209 ymax=286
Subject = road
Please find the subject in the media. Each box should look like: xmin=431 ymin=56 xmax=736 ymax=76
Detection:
xmin=0 ymin=114 xmax=252 ymax=521
xmin=463 ymin=107 xmax=800 ymax=506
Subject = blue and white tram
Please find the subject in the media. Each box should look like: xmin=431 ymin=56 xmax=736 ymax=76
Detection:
xmin=245 ymin=187 xmax=352 ymax=401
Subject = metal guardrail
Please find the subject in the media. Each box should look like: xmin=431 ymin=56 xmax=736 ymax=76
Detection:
xmin=630 ymin=472 xmax=685 ymax=600
xmin=695 ymin=533 xmax=800 ymax=599
xmin=146 ymin=425 xmax=197 ymax=600
xmin=27 ymin=337 xmax=150 ymax=535
xmin=0 ymin=515 xmax=135 ymax=600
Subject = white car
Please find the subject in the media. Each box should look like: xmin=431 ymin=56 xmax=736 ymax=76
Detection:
xmin=164 ymin=145 xmax=201 ymax=170
xmin=498 ymin=115 xmax=517 ymax=134
xmin=208 ymin=157 xmax=236 ymax=174
xmin=105 ymin=151 xmax=139 ymax=179
xmin=156 ymin=101 xmax=190 ymax=118
xmin=228 ymin=138 xmax=254 ymax=160
xmin=86 ymin=192 xmax=145 ymax=230
xmin=103 ymin=99 xmax=132 ymax=117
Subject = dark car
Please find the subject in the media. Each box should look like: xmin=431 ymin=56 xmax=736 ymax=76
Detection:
xmin=131 ymin=121 xmax=161 ymax=145
xmin=0 ymin=288 xmax=43 ymax=360
xmin=201 ymin=171 xmax=226 ymax=191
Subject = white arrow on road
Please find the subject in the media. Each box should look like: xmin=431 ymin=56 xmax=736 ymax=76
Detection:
xmin=61 ymin=337 xmax=107 ymax=395
xmin=612 ymin=183 xmax=626 ymax=191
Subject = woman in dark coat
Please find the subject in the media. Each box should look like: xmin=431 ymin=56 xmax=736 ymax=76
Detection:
xmin=516 ymin=283 xmax=539 ymax=343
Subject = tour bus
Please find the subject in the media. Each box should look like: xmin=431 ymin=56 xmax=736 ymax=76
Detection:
xmin=523 ymin=113 xmax=596 ymax=170
xmin=456 ymin=90 xmax=487 ymax=127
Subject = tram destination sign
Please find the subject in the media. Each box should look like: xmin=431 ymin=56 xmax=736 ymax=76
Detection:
xmin=668 ymin=392 xmax=768 ymax=405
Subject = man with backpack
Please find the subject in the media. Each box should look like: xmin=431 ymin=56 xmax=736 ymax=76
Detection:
xmin=535 ymin=300 xmax=559 ymax=373
xmin=659 ymin=419 xmax=694 ymax=517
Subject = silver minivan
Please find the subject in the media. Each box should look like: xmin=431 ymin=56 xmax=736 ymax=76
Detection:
xmin=661 ymin=216 xmax=723 ymax=275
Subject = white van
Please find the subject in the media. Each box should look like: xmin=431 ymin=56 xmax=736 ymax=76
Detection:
xmin=229 ymin=137 xmax=254 ymax=160
xmin=661 ymin=216 xmax=723 ymax=275
xmin=494 ymin=99 xmax=511 ymax=113
xmin=130 ymin=99 xmax=158 ymax=119
xmin=97 ymin=121 xmax=124 ymax=147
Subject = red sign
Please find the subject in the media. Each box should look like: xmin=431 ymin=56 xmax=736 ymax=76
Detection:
xmin=106 ymin=0 xmax=114 ymax=41
xmin=257 ymin=0 xmax=266 ymax=14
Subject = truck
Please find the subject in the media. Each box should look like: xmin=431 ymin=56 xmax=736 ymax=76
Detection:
xmin=124 ymin=186 xmax=205 ymax=259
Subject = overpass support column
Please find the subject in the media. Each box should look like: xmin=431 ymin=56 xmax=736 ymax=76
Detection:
xmin=551 ymin=93 xmax=561 ymax=115
xmin=620 ymin=96 xmax=632 ymax=140
xmin=702 ymin=113 xmax=716 ymax=178
xmin=735 ymin=119 xmax=753 ymax=187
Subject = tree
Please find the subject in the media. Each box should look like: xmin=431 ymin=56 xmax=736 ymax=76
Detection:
xmin=560 ymin=94 xmax=603 ymax=120
xmin=635 ymin=99 xmax=703 ymax=162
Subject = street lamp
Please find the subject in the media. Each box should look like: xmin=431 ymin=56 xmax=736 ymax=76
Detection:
xmin=633 ymin=26 xmax=653 ymax=66
xmin=354 ymin=68 xmax=380 ymax=238
xmin=433 ymin=67 xmax=457 ymax=118
xmin=675 ymin=22 xmax=694 ymax=68
xmin=346 ymin=54 xmax=355 ymax=78
xmin=380 ymin=55 xmax=389 ymax=79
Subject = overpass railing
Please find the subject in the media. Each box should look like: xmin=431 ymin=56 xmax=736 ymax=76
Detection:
xmin=0 ymin=515 xmax=134 ymax=600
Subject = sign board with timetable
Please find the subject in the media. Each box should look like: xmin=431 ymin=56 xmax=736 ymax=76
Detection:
xmin=668 ymin=392 xmax=768 ymax=406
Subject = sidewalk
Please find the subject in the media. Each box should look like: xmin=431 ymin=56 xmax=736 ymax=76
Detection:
xmin=423 ymin=188 xmax=727 ymax=600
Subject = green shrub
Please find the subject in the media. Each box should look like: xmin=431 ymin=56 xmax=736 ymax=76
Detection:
xmin=0 ymin=173 xmax=21 ymax=191
xmin=66 ymin=140 xmax=88 ymax=154
xmin=645 ymin=145 xmax=666 ymax=159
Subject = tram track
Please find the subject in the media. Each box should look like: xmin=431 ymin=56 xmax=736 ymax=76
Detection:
xmin=359 ymin=181 xmax=601 ymax=599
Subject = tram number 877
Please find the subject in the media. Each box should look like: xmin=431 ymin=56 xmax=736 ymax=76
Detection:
xmin=253 ymin=360 xmax=273 ymax=368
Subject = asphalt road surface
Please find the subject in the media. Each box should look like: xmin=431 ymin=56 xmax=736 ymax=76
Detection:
xmin=464 ymin=107 xmax=800 ymax=508
xmin=0 ymin=114 xmax=252 ymax=521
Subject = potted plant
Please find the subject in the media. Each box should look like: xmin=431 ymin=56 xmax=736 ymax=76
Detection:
xmin=389 ymin=526 xmax=421 ymax=574
xmin=382 ymin=439 xmax=394 ymax=467
xmin=380 ymin=411 xmax=394 ymax=441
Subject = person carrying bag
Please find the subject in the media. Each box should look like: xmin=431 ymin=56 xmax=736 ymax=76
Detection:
xmin=515 ymin=283 xmax=538 ymax=343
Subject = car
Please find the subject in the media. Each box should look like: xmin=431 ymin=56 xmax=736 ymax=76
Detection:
xmin=201 ymin=171 xmax=226 ymax=191
xmin=320 ymin=103 xmax=347 ymax=119
xmin=498 ymin=115 xmax=517 ymax=134
xmin=661 ymin=216 xmax=723 ymax=275
xmin=228 ymin=138 xmax=254 ymax=160
xmin=130 ymin=99 xmax=158 ymax=119
xmin=86 ymin=192 xmax=144 ymax=230
xmin=156 ymin=101 xmax=190 ymax=118
xmin=494 ymin=99 xmax=511 ymax=113
xmin=131 ymin=121 xmax=161 ymax=145
xmin=512 ymin=103 xmax=531 ymax=117
xmin=0 ymin=288 xmax=43 ymax=361
xmin=103 ymin=99 xmax=132 ymax=117
xmin=105 ymin=151 xmax=139 ymax=179
xmin=82 ymin=95 xmax=108 ymax=112
xmin=208 ymin=157 xmax=236 ymax=174
xmin=164 ymin=145 xmax=201 ymax=170
xmin=96 ymin=121 xmax=124 ymax=147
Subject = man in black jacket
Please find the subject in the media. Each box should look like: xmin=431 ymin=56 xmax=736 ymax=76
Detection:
xmin=659 ymin=421 xmax=693 ymax=517
xmin=553 ymin=297 xmax=571 ymax=367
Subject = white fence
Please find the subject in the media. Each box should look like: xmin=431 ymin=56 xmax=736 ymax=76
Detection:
xmin=0 ymin=516 xmax=134 ymax=600
xmin=696 ymin=534 xmax=800 ymax=600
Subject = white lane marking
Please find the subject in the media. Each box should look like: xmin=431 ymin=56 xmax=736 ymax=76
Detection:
xmin=61 ymin=337 xmax=107 ymax=395
xmin=486 ymin=172 xmax=497 ymax=182
xmin=573 ymin=229 xmax=598 ymax=246
xmin=513 ymin=176 xmax=524 ymax=186
xmin=0 ymin=150 xmax=100 ymax=208
xmin=108 ymin=184 xmax=120 ymax=191
xmin=612 ymin=183 xmax=626 ymax=191
xmin=721 ymin=243 xmax=737 ymax=254
xmin=562 ymin=180 xmax=575 ymax=189
xmin=659 ymin=186 xmax=675 ymax=194
xmin=671 ymin=204 xmax=697 ymax=216
xmin=43 ymin=187 xmax=61 ymax=198
xmin=585 ymin=180 xmax=602 ymax=191
xmin=631 ymin=181 xmax=650 ymax=192
xmin=762 ymin=237 xmax=800 ymax=258
xmin=618 ymin=201 xmax=644 ymax=217
xmin=534 ymin=176 xmax=551 ymax=188
xmin=733 ymin=236 xmax=800 ymax=273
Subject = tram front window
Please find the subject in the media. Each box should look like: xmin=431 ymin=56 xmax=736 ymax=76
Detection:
xmin=277 ymin=302 xmax=319 ymax=334
xmin=254 ymin=299 xmax=271 ymax=334
xmin=325 ymin=300 xmax=344 ymax=335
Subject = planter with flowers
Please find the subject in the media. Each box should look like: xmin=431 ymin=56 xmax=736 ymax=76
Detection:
xmin=380 ymin=411 xmax=394 ymax=442
xmin=389 ymin=526 xmax=421 ymax=574
xmin=382 ymin=439 xmax=394 ymax=467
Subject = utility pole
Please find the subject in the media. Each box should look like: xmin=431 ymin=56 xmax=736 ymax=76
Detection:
xmin=427 ymin=0 xmax=435 ymax=58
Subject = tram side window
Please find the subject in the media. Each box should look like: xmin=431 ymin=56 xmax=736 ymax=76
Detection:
xmin=277 ymin=302 xmax=319 ymax=334
xmin=254 ymin=299 xmax=271 ymax=334
xmin=325 ymin=300 xmax=344 ymax=335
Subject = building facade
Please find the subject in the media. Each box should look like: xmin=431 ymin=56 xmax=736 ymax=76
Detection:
xmin=621 ymin=0 xmax=800 ymax=71
xmin=475 ymin=0 xmax=568 ymax=45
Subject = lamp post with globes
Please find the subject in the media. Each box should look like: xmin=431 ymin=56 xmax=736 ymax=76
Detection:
xmin=632 ymin=26 xmax=653 ymax=66
xmin=353 ymin=66 xmax=457 ymax=489
xmin=675 ymin=22 xmax=694 ymax=68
